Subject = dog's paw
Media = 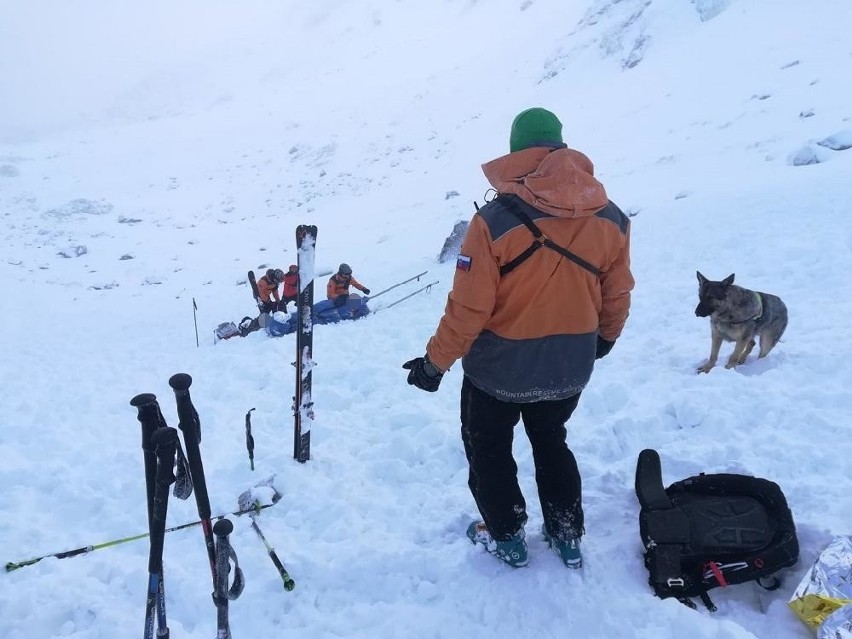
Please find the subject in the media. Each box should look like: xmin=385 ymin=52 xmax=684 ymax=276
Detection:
xmin=696 ymin=363 xmax=714 ymax=374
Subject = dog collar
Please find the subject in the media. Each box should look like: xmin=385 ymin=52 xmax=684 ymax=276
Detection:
xmin=751 ymin=292 xmax=763 ymax=321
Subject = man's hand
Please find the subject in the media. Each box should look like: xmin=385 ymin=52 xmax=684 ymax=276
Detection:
xmin=362 ymin=288 xmax=371 ymax=295
xmin=595 ymin=336 xmax=616 ymax=360
xmin=402 ymin=355 xmax=444 ymax=392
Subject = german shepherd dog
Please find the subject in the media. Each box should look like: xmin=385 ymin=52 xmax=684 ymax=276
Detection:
xmin=695 ymin=272 xmax=788 ymax=373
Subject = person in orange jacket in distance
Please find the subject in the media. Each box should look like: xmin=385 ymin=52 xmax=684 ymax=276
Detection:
xmin=326 ymin=263 xmax=370 ymax=307
xmin=281 ymin=265 xmax=299 ymax=312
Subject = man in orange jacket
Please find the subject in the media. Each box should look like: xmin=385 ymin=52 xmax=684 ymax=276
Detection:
xmin=326 ymin=263 xmax=370 ymax=307
xmin=403 ymin=108 xmax=633 ymax=569
xmin=257 ymin=268 xmax=284 ymax=313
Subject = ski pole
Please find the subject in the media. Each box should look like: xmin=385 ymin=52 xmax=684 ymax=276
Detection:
xmin=366 ymin=271 xmax=428 ymax=301
xmin=238 ymin=484 xmax=295 ymax=591
xmin=245 ymin=408 xmax=256 ymax=471
xmin=192 ymin=298 xmax=199 ymax=348
xmin=130 ymin=393 xmax=170 ymax=637
xmin=213 ymin=519 xmax=244 ymax=639
xmin=169 ymin=373 xmax=217 ymax=588
xmin=5 ymin=502 xmax=279 ymax=573
xmin=374 ymin=281 xmax=439 ymax=312
xmin=248 ymin=518 xmax=295 ymax=591
xmin=144 ymin=426 xmax=178 ymax=639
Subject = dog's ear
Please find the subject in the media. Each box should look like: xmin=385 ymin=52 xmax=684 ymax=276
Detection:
xmin=722 ymin=273 xmax=735 ymax=286
xmin=696 ymin=271 xmax=707 ymax=285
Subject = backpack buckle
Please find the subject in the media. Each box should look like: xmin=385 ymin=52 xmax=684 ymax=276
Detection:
xmin=666 ymin=577 xmax=685 ymax=588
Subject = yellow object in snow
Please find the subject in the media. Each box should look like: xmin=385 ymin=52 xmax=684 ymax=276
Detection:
xmin=788 ymin=535 xmax=852 ymax=637
xmin=788 ymin=592 xmax=851 ymax=629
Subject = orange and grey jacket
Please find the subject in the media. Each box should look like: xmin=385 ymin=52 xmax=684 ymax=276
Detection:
xmin=257 ymin=276 xmax=280 ymax=303
xmin=327 ymin=274 xmax=367 ymax=299
xmin=426 ymin=146 xmax=633 ymax=402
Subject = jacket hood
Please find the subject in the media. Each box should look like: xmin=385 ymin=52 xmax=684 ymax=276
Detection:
xmin=481 ymin=147 xmax=608 ymax=218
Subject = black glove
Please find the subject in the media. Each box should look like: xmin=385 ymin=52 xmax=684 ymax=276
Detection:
xmin=402 ymin=355 xmax=444 ymax=392
xmin=260 ymin=301 xmax=273 ymax=314
xmin=363 ymin=288 xmax=371 ymax=295
xmin=595 ymin=336 xmax=615 ymax=360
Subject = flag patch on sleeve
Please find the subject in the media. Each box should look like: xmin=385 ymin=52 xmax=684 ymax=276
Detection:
xmin=456 ymin=255 xmax=472 ymax=271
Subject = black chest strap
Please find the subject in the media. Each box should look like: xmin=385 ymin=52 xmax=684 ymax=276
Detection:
xmin=497 ymin=195 xmax=601 ymax=278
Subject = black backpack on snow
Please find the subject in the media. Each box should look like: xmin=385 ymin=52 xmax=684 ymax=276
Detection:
xmin=635 ymin=448 xmax=799 ymax=611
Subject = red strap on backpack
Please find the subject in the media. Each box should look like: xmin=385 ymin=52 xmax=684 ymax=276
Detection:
xmin=705 ymin=561 xmax=728 ymax=587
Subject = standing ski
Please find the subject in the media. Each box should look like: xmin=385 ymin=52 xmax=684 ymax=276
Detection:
xmin=247 ymin=271 xmax=263 ymax=312
xmin=293 ymin=225 xmax=317 ymax=463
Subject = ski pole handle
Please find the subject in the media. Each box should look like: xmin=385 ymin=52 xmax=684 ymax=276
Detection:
xmin=130 ymin=393 xmax=162 ymax=452
xmin=213 ymin=518 xmax=233 ymax=534
xmin=169 ymin=374 xmax=200 ymax=442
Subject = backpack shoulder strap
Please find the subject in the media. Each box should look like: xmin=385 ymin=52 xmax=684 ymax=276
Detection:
xmin=497 ymin=195 xmax=601 ymax=278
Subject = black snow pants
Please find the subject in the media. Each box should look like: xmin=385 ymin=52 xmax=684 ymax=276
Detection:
xmin=460 ymin=376 xmax=584 ymax=541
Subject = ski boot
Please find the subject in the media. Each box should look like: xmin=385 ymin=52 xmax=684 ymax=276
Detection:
xmin=542 ymin=524 xmax=582 ymax=569
xmin=466 ymin=521 xmax=528 ymax=568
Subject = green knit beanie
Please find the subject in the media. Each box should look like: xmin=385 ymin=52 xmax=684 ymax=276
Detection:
xmin=509 ymin=107 xmax=564 ymax=153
